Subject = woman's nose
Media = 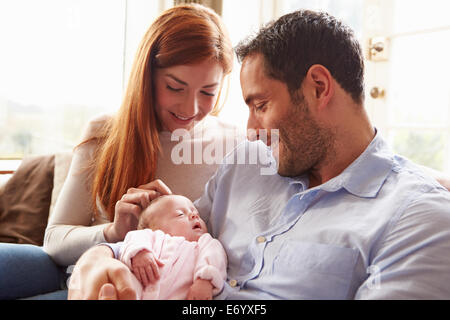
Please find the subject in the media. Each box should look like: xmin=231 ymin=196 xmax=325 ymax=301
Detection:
xmin=183 ymin=93 xmax=199 ymax=117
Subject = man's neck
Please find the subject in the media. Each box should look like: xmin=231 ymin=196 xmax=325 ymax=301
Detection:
xmin=308 ymin=117 xmax=375 ymax=189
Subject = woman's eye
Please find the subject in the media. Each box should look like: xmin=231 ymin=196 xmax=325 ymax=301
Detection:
xmin=201 ymin=90 xmax=215 ymax=97
xmin=167 ymin=85 xmax=183 ymax=92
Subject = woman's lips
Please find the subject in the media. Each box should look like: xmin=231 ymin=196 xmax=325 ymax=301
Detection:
xmin=169 ymin=111 xmax=196 ymax=125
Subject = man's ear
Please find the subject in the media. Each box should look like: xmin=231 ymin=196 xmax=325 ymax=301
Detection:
xmin=304 ymin=64 xmax=334 ymax=110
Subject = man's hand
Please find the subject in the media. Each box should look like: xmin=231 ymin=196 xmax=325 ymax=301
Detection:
xmin=131 ymin=250 xmax=164 ymax=287
xmin=186 ymin=279 xmax=214 ymax=300
xmin=437 ymin=177 xmax=450 ymax=191
xmin=68 ymin=245 xmax=137 ymax=300
xmin=420 ymin=165 xmax=450 ymax=192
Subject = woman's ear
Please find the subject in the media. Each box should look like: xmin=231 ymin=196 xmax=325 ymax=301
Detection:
xmin=304 ymin=64 xmax=334 ymax=110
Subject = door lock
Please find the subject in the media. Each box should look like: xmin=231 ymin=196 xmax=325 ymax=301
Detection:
xmin=369 ymin=37 xmax=389 ymax=61
xmin=370 ymin=86 xmax=385 ymax=99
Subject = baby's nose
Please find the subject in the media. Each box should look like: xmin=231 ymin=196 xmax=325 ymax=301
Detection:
xmin=189 ymin=212 xmax=199 ymax=219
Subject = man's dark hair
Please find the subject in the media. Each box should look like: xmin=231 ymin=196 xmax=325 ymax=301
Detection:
xmin=235 ymin=10 xmax=365 ymax=104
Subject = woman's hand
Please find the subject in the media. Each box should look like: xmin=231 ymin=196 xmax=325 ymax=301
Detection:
xmin=103 ymin=179 xmax=172 ymax=243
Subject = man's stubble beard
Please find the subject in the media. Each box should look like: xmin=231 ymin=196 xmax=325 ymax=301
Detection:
xmin=275 ymin=98 xmax=336 ymax=178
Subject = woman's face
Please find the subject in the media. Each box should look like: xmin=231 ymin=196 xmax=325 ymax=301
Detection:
xmin=153 ymin=59 xmax=224 ymax=132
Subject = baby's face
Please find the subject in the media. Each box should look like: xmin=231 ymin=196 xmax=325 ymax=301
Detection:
xmin=144 ymin=195 xmax=207 ymax=241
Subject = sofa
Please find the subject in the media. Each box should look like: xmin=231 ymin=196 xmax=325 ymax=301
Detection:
xmin=0 ymin=152 xmax=72 ymax=246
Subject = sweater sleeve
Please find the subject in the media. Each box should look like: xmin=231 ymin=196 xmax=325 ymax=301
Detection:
xmin=118 ymin=229 xmax=162 ymax=269
xmin=43 ymin=115 xmax=111 ymax=266
xmin=194 ymin=233 xmax=227 ymax=295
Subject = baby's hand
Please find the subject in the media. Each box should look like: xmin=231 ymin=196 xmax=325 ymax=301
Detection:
xmin=187 ymin=279 xmax=213 ymax=300
xmin=130 ymin=250 xmax=164 ymax=287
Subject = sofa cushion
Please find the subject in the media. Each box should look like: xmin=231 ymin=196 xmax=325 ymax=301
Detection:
xmin=49 ymin=152 xmax=72 ymax=218
xmin=0 ymin=154 xmax=55 ymax=246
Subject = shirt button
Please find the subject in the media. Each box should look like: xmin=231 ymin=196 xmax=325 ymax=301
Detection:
xmin=229 ymin=279 xmax=238 ymax=287
xmin=256 ymin=236 xmax=266 ymax=243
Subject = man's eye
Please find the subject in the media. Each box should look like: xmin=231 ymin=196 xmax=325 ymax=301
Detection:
xmin=255 ymin=102 xmax=267 ymax=111
xmin=167 ymin=85 xmax=183 ymax=92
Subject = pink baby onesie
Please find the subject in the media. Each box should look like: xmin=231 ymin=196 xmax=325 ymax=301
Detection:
xmin=119 ymin=229 xmax=227 ymax=300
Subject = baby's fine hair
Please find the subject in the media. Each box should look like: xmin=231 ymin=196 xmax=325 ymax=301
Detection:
xmin=137 ymin=194 xmax=169 ymax=230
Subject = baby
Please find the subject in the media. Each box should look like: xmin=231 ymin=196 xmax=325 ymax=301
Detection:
xmin=118 ymin=194 xmax=227 ymax=300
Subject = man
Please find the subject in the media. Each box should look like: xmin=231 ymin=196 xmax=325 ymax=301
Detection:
xmin=69 ymin=10 xmax=450 ymax=299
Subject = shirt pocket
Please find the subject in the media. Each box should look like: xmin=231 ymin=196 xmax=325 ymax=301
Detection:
xmin=271 ymin=241 xmax=358 ymax=299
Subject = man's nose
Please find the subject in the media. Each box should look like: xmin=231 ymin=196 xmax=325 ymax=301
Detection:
xmin=247 ymin=115 xmax=261 ymax=141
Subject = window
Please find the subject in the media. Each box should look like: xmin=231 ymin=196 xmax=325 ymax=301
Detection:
xmin=0 ymin=0 xmax=159 ymax=161
xmin=219 ymin=0 xmax=266 ymax=129
xmin=2 ymin=0 xmax=449 ymax=176
xmin=222 ymin=0 xmax=450 ymax=174
xmin=364 ymin=0 xmax=450 ymax=174
xmin=0 ymin=0 xmax=128 ymax=158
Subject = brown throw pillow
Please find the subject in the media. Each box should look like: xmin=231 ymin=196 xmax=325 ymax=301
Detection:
xmin=0 ymin=154 xmax=55 ymax=246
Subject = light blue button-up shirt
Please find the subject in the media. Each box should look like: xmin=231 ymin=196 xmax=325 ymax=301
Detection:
xmin=194 ymin=132 xmax=450 ymax=299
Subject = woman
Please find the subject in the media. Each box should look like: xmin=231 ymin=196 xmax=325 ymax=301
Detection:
xmin=0 ymin=4 xmax=237 ymax=299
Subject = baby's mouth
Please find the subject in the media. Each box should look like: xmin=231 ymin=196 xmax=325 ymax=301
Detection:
xmin=193 ymin=222 xmax=202 ymax=230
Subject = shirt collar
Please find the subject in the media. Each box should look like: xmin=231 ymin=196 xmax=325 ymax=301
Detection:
xmin=320 ymin=129 xmax=394 ymax=198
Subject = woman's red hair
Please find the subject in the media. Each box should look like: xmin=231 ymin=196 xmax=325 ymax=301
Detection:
xmin=91 ymin=4 xmax=233 ymax=220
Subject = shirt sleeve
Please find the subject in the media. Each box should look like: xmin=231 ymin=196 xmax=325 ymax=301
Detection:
xmin=194 ymin=141 xmax=246 ymax=237
xmin=194 ymin=171 xmax=218 ymax=228
xmin=355 ymin=189 xmax=450 ymax=299
xmin=194 ymin=233 xmax=227 ymax=295
xmin=43 ymin=120 xmax=109 ymax=266
xmin=98 ymin=241 xmax=124 ymax=259
xmin=118 ymin=229 xmax=161 ymax=269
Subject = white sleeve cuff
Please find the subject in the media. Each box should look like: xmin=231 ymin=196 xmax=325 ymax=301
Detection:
xmin=194 ymin=265 xmax=225 ymax=295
